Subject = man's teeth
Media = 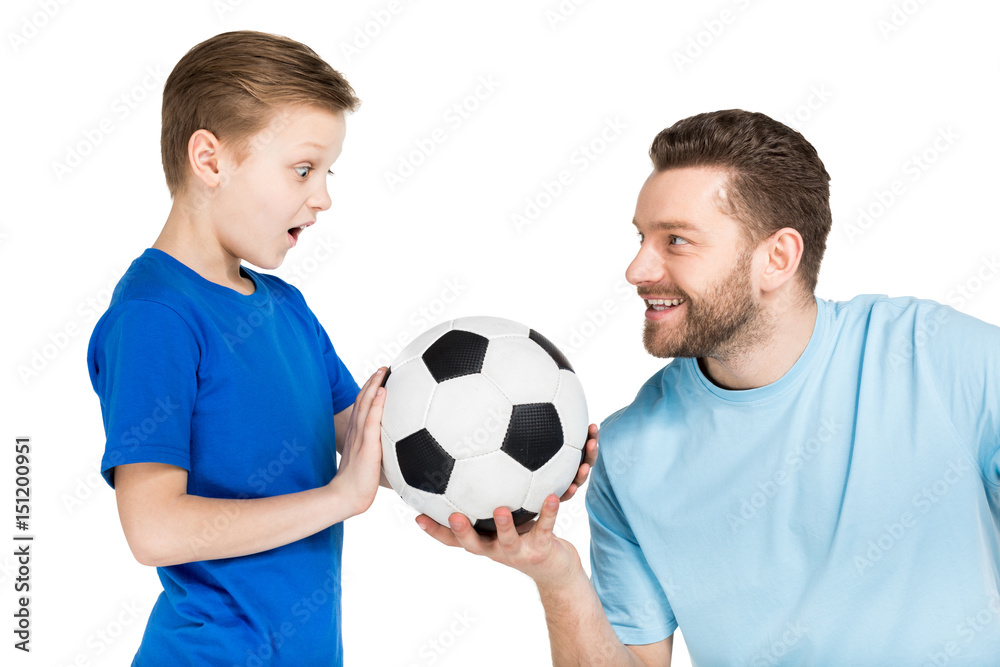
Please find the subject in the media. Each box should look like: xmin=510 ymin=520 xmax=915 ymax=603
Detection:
xmin=646 ymin=298 xmax=685 ymax=311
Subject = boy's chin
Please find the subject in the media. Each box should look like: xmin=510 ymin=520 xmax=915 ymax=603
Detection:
xmin=242 ymin=252 xmax=285 ymax=272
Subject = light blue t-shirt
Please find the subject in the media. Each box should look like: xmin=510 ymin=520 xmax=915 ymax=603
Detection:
xmin=587 ymin=294 xmax=1000 ymax=666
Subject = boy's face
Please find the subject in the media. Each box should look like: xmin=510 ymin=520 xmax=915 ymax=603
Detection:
xmin=209 ymin=105 xmax=347 ymax=270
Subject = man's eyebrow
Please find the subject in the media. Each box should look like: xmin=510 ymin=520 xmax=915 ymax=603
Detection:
xmin=632 ymin=218 xmax=702 ymax=233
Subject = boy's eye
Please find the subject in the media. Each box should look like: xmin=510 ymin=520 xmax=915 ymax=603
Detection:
xmin=294 ymin=166 xmax=311 ymax=178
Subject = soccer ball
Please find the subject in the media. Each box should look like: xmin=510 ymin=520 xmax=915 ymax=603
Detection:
xmin=379 ymin=316 xmax=588 ymax=533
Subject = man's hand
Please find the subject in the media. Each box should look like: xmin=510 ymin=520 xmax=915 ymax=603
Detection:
xmin=559 ymin=423 xmax=599 ymax=502
xmin=415 ymin=422 xmax=598 ymax=579
xmin=418 ymin=494 xmax=581 ymax=587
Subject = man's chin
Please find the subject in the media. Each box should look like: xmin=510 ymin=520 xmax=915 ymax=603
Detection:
xmin=642 ymin=328 xmax=689 ymax=359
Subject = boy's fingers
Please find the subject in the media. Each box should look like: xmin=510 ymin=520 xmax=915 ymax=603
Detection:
xmin=354 ymin=367 xmax=381 ymax=402
xmin=360 ymin=388 xmax=385 ymax=465
xmin=364 ymin=386 xmax=386 ymax=433
xmin=350 ymin=367 xmax=386 ymax=437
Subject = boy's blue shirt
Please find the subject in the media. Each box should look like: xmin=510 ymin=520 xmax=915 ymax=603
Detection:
xmin=87 ymin=248 xmax=359 ymax=666
xmin=588 ymin=294 xmax=1000 ymax=665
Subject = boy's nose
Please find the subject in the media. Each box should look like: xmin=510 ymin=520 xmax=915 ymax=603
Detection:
xmin=310 ymin=185 xmax=332 ymax=212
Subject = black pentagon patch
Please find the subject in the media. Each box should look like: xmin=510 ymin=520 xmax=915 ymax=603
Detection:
xmin=473 ymin=509 xmax=537 ymax=534
xmin=529 ymin=329 xmax=574 ymax=372
xmin=501 ymin=403 xmax=564 ymax=472
xmin=396 ymin=429 xmax=454 ymax=495
xmin=422 ymin=330 xmax=489 ymax=383
xmin=380 ymin=367 xmax=391 ymax=388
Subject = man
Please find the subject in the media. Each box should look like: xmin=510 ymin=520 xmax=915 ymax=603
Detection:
xmin=418 ymin=109 xmax=1000 ymax=665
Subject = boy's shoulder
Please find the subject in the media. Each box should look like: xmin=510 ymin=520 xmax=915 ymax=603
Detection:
xmin=110 ymin=248 xmax=307 ymax=312
xmin=110 ymin=249 xmax=185 ymax=308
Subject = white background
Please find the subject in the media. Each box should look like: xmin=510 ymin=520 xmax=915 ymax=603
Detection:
xmin=3 ymin=0 xmax=999 ymax=665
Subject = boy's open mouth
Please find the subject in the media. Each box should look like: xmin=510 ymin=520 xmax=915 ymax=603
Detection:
xmin=287 ymin=222 xmax=313 ymax=247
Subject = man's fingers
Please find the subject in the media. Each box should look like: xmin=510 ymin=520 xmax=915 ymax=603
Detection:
xmin=532 ymin=494 xmax=560 ymax=541
xmin=494 ymin=508 xmax=522 ymax=555
xmin=448 ymin=512 xmax=491 ymax=555
xmin=582 ymin=424 xmax=599 ymax=466
xmin=415 ymin=515 xmax=461 ymax=548
xmin=559 ymin=482 xmax=578 ymax=502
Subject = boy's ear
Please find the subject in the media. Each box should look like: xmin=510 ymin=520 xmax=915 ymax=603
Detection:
xmin=187 ymin=129 xmax=225 ymax=189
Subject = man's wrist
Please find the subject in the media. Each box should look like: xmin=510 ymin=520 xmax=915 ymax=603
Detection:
xmin=534 ymin=547 xmax=588 ymax=599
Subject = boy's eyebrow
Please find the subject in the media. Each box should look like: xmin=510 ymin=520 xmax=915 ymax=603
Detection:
xmin=632 ymin=218 xmax=703 ymax=234
xmin=296 ymin=141 xmax=327 ymax=151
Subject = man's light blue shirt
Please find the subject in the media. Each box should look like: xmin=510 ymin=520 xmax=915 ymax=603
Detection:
xmin=588 ymin=294 xmax=1000 ymax=665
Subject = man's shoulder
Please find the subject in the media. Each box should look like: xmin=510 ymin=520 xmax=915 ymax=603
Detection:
xmin=599 ymin=361 xmax=684 ymax=441
xmin=828 ymin=293 xmax=998 ymax=345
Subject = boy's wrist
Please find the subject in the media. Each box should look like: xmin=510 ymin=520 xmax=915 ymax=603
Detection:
xmin=323 ymin=475 xmax=369 ymax=523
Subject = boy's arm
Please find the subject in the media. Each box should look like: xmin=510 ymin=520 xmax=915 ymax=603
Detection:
xmin=115 ymin=367 xmax=386 ymax=567
xmin=418 ymin=495 xmax=672 ymax=666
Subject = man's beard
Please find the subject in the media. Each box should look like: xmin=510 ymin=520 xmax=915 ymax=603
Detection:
xmin=642 ymin=246 xmax=770 ymax=359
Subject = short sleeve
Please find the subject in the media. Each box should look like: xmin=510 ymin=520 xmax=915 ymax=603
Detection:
xmin=918 ymin=303 xmax=1000 ymax=488
xmin=586 ymin=447 xmax=677 ymax=645
xmin=87 ymin=300 xmax=200 ymax=487
xmin=313 ymin=316 xmax=359 ymax=414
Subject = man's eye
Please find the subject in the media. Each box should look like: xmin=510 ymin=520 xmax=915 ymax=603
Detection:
xmin=636 ymin=231 xmax=644 ymax=243
xmin=294 ymin=166 xmax=311 ymax=178
xmin=671 ymin=236 xmax=689 ymax=245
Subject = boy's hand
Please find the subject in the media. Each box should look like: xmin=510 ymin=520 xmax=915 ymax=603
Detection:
xmin=329 ymin=367 xmax=387 ymax=518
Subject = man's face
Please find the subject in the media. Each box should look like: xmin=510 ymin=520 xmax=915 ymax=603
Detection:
xmin=627 ymin=166 xmax=769 ymax=359
xmin=210 ymin=105 xmax=347 ymax=270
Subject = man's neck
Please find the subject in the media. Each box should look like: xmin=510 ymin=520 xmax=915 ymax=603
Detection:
xmin=699 ymin=296 xmax=818 ymax=391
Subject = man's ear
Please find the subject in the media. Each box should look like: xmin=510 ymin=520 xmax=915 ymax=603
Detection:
xmin=758 ymin=227 xmax=805 ymax=294
xmin=186 ymin=129 xmax=225 ymax=188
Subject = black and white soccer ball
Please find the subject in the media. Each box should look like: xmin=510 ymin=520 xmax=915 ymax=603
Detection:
xmin=379 ymin=316 xmax=588 ymax=533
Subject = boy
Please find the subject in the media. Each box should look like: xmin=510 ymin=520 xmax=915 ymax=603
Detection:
xmin=86 ymin=31 xmax=388 ymax=665
xmin=88 ymin=30 xmax=597 ymax=665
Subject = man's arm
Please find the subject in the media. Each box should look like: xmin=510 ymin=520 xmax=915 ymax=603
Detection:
xmin=538 ymin=544 xmax=673 ymax=666
xmin=115 ymin=367 xmax=387 ymax=567
xmin=417 ymin=424 xmax=672 ymax=666
xmin=419 ymin=495 xmax=671 ymax=666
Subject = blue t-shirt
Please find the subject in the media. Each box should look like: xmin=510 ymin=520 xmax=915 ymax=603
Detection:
xmin=87 ymin=248 xmax=359 ymax=666
xmin=587 ymin=294 xmax=1000 ymax=665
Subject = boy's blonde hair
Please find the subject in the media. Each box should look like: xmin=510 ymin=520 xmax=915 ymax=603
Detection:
xmin=161 ymin=30 xmax=360 ymax=197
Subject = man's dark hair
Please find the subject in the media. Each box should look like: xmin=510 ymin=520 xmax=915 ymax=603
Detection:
xmin=649 ymin=110 xmax=831 ymax=296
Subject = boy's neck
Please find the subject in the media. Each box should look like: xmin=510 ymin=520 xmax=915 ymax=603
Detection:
xmin=153 ymin=199 xmax=256 ymax=296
